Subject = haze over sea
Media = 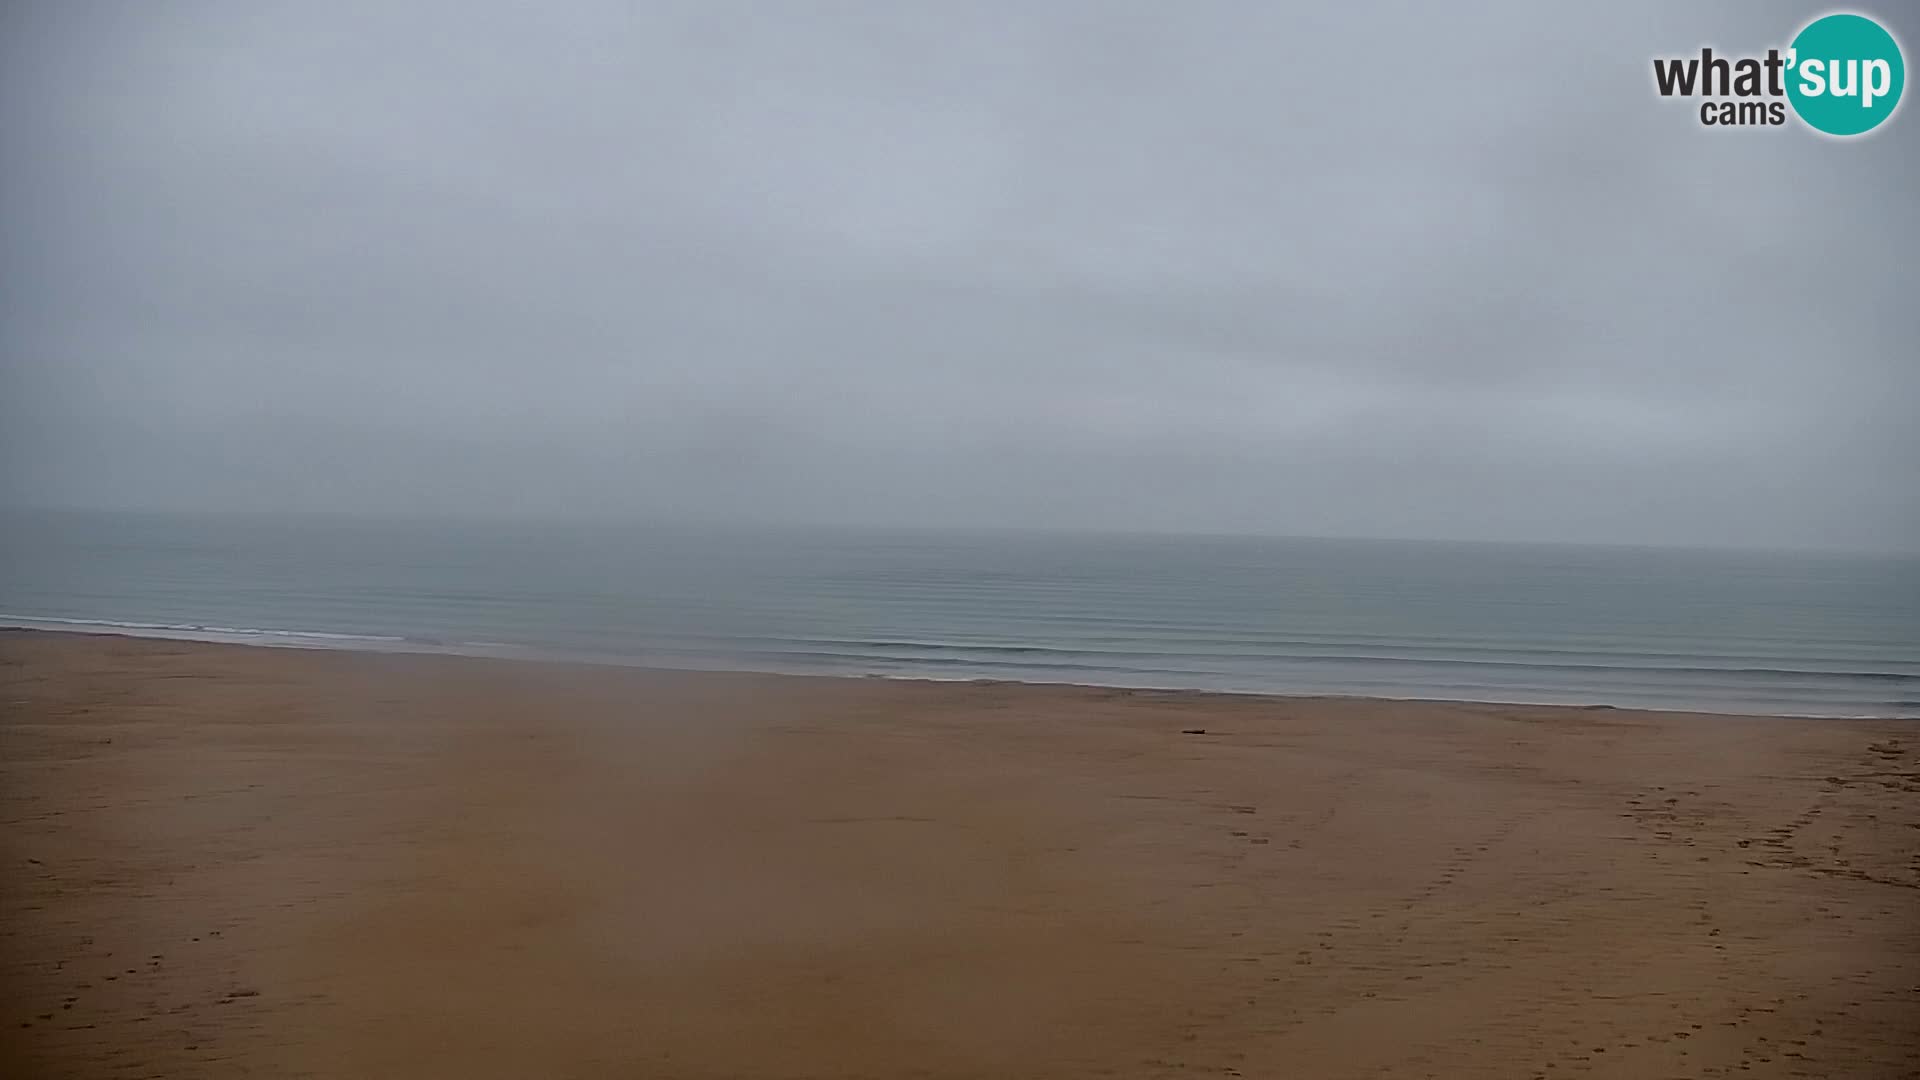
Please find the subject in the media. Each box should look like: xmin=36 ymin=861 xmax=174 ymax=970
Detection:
xmin=3 ymin=509 xmax=1915 ymax=718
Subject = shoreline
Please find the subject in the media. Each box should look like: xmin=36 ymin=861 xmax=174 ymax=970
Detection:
xmin=5 ymin=630 xmax=1918 ymax=1078
xmin=2 ymin=623 xmax=1905 ymax=721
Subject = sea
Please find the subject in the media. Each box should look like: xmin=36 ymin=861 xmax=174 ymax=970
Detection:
xmin=2 ymin=509 xmax=1916 ymax=718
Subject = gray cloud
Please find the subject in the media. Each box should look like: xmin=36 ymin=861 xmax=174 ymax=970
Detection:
xmin=3 ymin=1 xmax=1915 ymax=549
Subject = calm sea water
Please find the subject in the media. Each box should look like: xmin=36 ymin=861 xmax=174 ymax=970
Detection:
xmin=2 ymin=509 xmax=1916 ymax=717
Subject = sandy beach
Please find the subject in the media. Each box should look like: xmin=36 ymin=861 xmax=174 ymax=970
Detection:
xmin=3 ymin=630 xmax=1916 ymax=1078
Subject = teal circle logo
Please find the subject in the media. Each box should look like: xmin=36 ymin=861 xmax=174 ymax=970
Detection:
xmin=1786 ymin=13 xmax=1905 ymax=136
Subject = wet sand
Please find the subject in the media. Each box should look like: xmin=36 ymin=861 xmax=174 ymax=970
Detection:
xmin=3 ymin=629 xmax=1917 ymax=1078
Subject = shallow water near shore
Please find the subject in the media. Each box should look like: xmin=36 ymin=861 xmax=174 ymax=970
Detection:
xmin=3 ymin=508 xmax=1916 ymax=716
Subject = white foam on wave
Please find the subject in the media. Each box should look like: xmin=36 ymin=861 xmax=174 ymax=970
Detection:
xmin=3 ymin=613 xmax=1909 ymax=719
xmin=1 ymin=613 xmax=415 ymax=648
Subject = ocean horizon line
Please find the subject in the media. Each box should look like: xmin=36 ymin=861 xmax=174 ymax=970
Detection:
xmin=6 ymin=505 xmax=1916 ymax=561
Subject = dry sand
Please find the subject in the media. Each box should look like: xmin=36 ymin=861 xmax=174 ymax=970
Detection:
xmin=2 ymin=630 xmax=1917 ymax=1078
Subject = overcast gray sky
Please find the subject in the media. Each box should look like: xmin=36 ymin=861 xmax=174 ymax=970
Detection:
xmin=2 ymin=2 xmax=1915 ymax=550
